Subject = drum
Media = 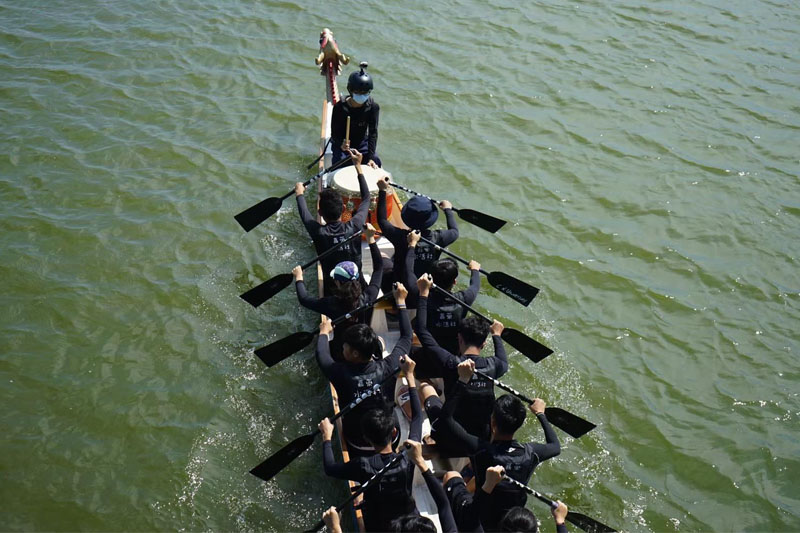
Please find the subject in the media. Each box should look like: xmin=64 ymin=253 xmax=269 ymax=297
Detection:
xmin=329 ymin=165 xmax=393 ymax=227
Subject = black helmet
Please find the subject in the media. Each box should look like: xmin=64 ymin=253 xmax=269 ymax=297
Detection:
xmin=347 ymin=62 xmax=373 ymax=94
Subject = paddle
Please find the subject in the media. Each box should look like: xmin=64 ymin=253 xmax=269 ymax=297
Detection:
xmin=305 ymin=138 xmax=332 ymax=170
xmin=474 ymin=370 xmax=595 ymax=438
xmin=388 ymin=181 xmax=507 ymax=233
xmin=502 ymin=476 xmax=617 ymax=533
xmin=431 ymin=284 xmax=553 ymax=363
xmin=304 ymin=448 xmax=408 ymax=532
xmin=234 ymin=154 xmax=352 ymax=232
xmin=239 ymin=230 xmax=363 ymax=308
xmin=254 ymin=294 xmax=393 ymax=367
xmin=250 ymin=368 xmax=401 ymax=483
xmin=417 ymin=234 xmax=539 ymax=306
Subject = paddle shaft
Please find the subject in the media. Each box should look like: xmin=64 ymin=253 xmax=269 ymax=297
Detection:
xmin=305 ymin=138 xmax=332 ymax=169
xmin=255 ymin=293 xmax=393 ymax=366
xmin=474 ymin=371 xmax=596 ymax=439
xmin=432 ymin=284 xmax=493 ymax=325
xmin=383 ymin=231 xmax=536 ymax=306
xmin=305 ymin=450 xmax=407 ymax=532
xmin=386 ymin=181 xmax=506 ymax=233
xmin=235 ymin=153 xmax=353 ymax=232
xmin=299 ymin=229 xmax=363 ymax=271
xmin=502 ymin=476 xmax=617 ymax=532
xmin=503 ymin=475 xmax=559 ymax=509
xmin=330 ymin=293 xmax=392 ymax=327
xmin=388 ymin=181 xmax=445 ymax=207
xmin=239 ymin=229 xmax=365 ymax=307
xmin=417 ymin=234 xmax=490 ymax=276
xmin=301 ymin=369 xmax=400 ymax=449
xmin=249 ymin=368 xmax=401 ymax=483
xmin=281 ymin=154 xmax=353 ymax=202
xmin=430 ymin=283 xmax=553 ymax=364
xmin=475 ymin=370 xmax=534 ymax=404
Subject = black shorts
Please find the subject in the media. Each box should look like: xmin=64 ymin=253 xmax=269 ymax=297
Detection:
xmin=444 ymin=477 xmax=481 ymax=532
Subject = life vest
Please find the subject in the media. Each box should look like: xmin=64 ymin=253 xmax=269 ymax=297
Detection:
xmin=412 ymin=238 xmax=439 ymax=277
xmin=318 ymin=229 xmax=361 ymax=272
xmin=342 ymin=367 xmax=392 ymax=447
xmin=474 ymin=441 xmax=538 ymax=524
xmin=361 ymin=454 xmax=416 ymax=531
xmin=453 ymin=369 xmax=496 ymax=439
xmin=427 ymin=292 xmax=465 ymax=355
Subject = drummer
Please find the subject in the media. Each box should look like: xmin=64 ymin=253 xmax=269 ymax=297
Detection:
xmin=295 ymin=148 xmax=370 ymax=291
xmin=331 ymin=62 xmax=382 ymax=169
xmin=377 ymin=177 xmax=459 ymax=292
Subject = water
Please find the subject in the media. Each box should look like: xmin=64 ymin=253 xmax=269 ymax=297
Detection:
xmin=1 ymin=0 xmax=798 ymax=530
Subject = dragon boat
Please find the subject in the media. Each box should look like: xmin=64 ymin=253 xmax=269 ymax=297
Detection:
xmin=241 ymin=28 xmax=609 ymax=533
xmin=241 ymin=29 xmax=609 ymax=533
xmin=314 ymin=29 xmax=462 ymax=532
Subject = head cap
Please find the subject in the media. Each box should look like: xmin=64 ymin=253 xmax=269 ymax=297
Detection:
xmin=347 ymin=61 xmax=373 ymax=94
xmin=330 ymin=261 xmax=359 ymax=282
xmin=401 ymin=196 xmax=439 ymax=230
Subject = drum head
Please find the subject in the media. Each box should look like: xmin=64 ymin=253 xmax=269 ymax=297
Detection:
xmin=330 ymin=165 xmax=391 ymax=195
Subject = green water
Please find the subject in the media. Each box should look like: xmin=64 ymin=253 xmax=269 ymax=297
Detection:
xmin=1 ymin=0 xmax=798 ymax=531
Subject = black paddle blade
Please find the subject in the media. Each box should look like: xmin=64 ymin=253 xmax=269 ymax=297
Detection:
xmin=501 ymin=328 xmax=553 ymax=363
xmin=250 ymin=432 xmax=317 ymax=482
xmin=254 ymin=331 xmax=315 ymax=367
xmin=486 ymin=271 xmax=539 ymax=306
xmin=566 ymin=511 xmax=617 ymax=533
xmin=234 ymin=196 xmax=284 ymax=232
xmin=544 ymin=407 xmax=596 ymax=439
xmin=240 ymin=273 xmax=293 ymax=308
xmin=456 ymin=208 xmax=507 ymax=233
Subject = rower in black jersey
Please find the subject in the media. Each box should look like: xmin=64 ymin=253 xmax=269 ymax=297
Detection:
xmin=376 ymin=177 xmax=458 ymax=288
xmin=440 ymin=360 xmax=561 ymax=532
xmin=293 ymin=223 xmax=384 ymax=360
xmin=480 ymin=466 xmax=570 ymax=533
xmin=316 ymin=462 xmax=569 ymax=533
xmin=315 ymin=283 xmax=411 ymax=453
xmin=295 ymin=148 xmax=370 ymax=292
xmin=319 ymin=355 xmax=421 ymax=533
xmin=414 ymin=274 xmax=507 ymax=450
xmin=403 ymin=230 xmax=480 ymax=338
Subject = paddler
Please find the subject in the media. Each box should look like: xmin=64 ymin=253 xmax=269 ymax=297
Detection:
xmin=415 ymin=274 xmax=507 ymax=448
xmin=292 ymin=223 xmax=383 ymax=361
xmin=315 ymin=282 xmax=411 ymax=454
xmin=318 ymin=355 xmax=420 ymax=532
xmin=440 ymin=360 xmax=561 ymax=532
xmin=404 ymin=231 xmax=481 ymax=352
xmin=331 ymin=62 xmax=382 ymax=168
xmin=377 ymin=177 xmax=459 ymax=288
xmin=295 ymin=148 xmax=369 ymax=292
